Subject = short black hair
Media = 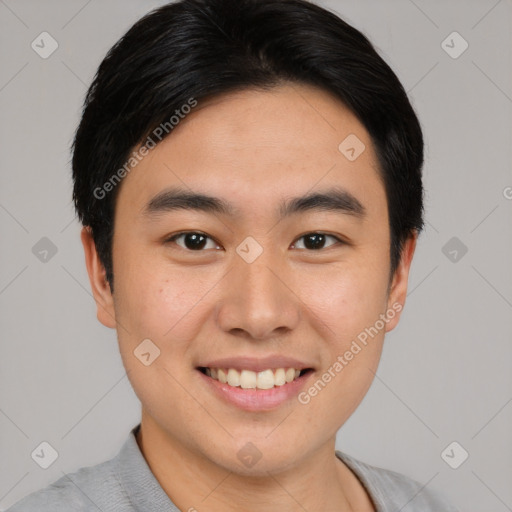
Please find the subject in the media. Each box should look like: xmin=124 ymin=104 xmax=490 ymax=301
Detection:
xmin=72 ymin=0 xmax=424 ymax=290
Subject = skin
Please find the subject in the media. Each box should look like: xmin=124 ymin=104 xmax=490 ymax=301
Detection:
xmin=82 ymin=83 xmax=417 ymax=512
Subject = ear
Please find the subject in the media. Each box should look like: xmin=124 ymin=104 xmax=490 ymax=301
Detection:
xmin=80 ymin=226 xmax=117 ymax=329
xmin=385 ymin=232 xmax=418 ymax=332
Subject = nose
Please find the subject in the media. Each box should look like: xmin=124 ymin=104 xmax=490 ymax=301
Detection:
xmin=215 ymin=248 xmax=301 ymax=341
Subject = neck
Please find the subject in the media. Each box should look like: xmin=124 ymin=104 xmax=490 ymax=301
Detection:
xmin=135 ymin=414 xmax=374 ymax=512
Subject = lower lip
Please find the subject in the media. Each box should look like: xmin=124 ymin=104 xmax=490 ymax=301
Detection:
xmin=197 ymin=369 xmax=313 ymax=412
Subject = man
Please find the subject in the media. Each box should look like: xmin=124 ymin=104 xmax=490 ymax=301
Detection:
xmin=7 ymin=0 xmax=457 ymax=510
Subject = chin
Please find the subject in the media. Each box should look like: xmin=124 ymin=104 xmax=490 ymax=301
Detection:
xmin=203 ymin=437 xmax=303 ymax=477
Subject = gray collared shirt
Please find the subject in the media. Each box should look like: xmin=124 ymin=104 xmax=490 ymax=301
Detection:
xmin=6 ymin=424 xmax=458 ymax=511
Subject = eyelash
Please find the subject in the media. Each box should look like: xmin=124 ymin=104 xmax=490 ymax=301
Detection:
xmin=165 ymin=231 xmax=345 ymax=252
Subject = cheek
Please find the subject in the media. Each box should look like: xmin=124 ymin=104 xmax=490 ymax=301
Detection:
xmin=301 ymin=261 xmax=389 ymax=336
xmin=324 ymin=286 xmax=386 ymax=376
xmin=111 ymin=259 xmax=209 ymax=418
xmin=112 ymin=249 xmax=220 ymax=353
xmin=297 ymin=257 xmax=388 ymax=412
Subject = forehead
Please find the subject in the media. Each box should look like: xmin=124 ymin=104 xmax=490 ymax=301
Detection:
xmin=115 ymin=83 xmax=386 ymax=222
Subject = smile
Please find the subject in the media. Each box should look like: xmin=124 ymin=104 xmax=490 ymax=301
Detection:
xmin=198 ymin=367 xmax=310 ymax=390
xmin=196 ymin=364 xmax=314 ymax=411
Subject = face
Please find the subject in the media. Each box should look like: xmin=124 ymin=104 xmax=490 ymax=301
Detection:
xmin=82 ymin=83 xmax=416 ymax=476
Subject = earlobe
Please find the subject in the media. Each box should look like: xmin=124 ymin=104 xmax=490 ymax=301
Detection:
xmin=385 ymin=233 xmax=418 ymax=332
xmin=80 ymin=227 xmax=117 ymax=329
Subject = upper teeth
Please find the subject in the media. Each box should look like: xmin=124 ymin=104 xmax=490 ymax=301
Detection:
xmin=204 ymin=367 xmax=302 ymax=389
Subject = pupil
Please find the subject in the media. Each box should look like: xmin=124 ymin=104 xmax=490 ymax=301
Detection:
xmin=305 ymin=233 xmax=325 ymax=250
xmin=185 ymin=233 xmax=207 ymax=250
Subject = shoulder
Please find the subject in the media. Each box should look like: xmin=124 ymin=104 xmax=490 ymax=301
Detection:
xmin=5 ymin=457 xmax=131 ymax=512
xmin=336 ymin=450 xmax=459 ymax=512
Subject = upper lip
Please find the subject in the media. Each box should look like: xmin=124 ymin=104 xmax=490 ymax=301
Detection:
xmin=197 ymin=355 xmax=314 ymax=373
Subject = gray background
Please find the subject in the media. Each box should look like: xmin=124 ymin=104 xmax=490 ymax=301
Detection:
xmin=0 ymin=0 xmax=511 ymax=510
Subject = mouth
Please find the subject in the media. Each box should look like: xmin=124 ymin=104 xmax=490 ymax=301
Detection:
xmin=197 ymin=366 xmax=314 ymax=390
xmin=196 ymin=363 xmax=315 ymax=411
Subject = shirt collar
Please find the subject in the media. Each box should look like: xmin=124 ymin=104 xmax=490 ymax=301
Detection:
xmin=114 ymin=423 xmax=180 ymax=512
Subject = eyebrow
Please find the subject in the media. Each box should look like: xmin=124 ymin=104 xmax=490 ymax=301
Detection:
xmin=142 ymin=186 xmax=365 ymax=220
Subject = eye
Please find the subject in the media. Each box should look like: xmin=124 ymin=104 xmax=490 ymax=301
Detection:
xmin=291 ymin=232 xmax=342 ymax=250
xmin=165 ymin=231 xmax=344 ymax=252
xmin=166 ymin=231 xmax=221 ymax=251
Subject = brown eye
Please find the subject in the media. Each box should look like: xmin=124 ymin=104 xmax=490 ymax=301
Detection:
xmin=292 ymin=233 xmax=341 ymax=250
xmin=167 ymin=232 xmax=220 ymax=251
